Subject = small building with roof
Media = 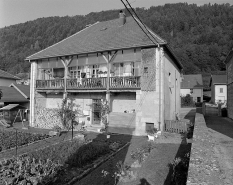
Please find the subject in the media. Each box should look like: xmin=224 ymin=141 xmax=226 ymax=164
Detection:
xmin=180 ymin=74 xmax=203 ymax=103
xmin=0 ymin=69 xmax=21 ymax=86
xmin=209 ymin=75 xmax=227 ymax=104
xmin=224 ymin=49 xmax=233 ymax=119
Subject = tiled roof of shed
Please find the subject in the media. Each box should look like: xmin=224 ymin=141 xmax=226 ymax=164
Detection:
xmin=0 ymin=86 xmax=29 ymax=103
xmin=0 ymin=69 xmax=20 ymax=80
xmin=9 ymin=84 xmax=30 ymax=98
xmin=26 ymin=16 xmax=166 ymax=60
xmin=181 ymin=74 xmax=203 ymax=89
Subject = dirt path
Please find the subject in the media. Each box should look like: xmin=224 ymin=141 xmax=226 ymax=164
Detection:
xmin=205 ymin=114 xmax=233 ymax=184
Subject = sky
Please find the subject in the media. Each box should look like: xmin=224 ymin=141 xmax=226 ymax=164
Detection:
xmin=0 ymin=0 xmax=233 ymax=28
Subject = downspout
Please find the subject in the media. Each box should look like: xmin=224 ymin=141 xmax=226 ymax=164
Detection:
xmin=158 ymin=44 xmax=161 ymax=131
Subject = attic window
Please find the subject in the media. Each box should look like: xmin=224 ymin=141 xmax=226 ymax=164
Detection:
xmin=100 ymin=27 xmax=107 ymax=31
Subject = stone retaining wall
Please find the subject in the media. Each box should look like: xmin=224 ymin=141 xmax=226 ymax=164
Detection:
xmin=187 ymin=113 xmax=224 ymax=184
xmin=35 ymin=106 xmax=62 ymax=129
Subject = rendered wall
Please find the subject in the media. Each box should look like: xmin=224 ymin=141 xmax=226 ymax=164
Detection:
xmin=111 ymin=92 xmax=136 ymax=113
xmin=180 ymin=89 xmax=203 ymax=102
xmin=214 ymin=85 xmax=227 ymax=103
xmin=164 ymin=51 xmax=181 ymax=121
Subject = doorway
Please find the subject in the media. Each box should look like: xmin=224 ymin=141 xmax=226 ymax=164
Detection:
xmin=92 ymin=99 xmax=101 ymax=125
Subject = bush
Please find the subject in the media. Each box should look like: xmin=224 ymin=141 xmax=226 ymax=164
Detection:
xmin=28 ymin=139 xmax=84 ymax=164
xmin=181 ymin=94 xmax=195 ymax=107
xmin=66 ymin=141 xmax=110 ymax=167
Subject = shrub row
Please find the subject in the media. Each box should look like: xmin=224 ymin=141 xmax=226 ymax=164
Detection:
xmin=0 ymin=130 xmax=49 ymax=152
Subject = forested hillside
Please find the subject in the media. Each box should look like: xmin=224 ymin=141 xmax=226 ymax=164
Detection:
xmin=0 ymin=3 xmax=232 ymax=75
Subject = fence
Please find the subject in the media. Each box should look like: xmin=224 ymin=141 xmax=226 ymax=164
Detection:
xmin=164 ymin=120 xmax=189 ymax=133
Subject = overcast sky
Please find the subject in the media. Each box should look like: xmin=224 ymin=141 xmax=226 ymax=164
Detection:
xmin=0 ymin=0 xmax=232 ymax=28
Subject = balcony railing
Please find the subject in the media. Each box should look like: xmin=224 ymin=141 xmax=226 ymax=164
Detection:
xmin=36 ymin=76 xmax=140 ymax=90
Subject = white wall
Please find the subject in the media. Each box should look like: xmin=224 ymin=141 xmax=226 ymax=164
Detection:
xmin=215 ymin=85 xmax=227 ymax=103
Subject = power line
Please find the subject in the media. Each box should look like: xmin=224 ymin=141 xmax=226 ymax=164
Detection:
xmin=120 ymin=0 xmax=158 ymax=46
xmin=122 ymin=0 xmax=162 ymax=47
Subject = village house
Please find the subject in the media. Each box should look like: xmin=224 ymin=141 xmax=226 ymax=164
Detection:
xmin=180 ymin=74 xmax=203 ymax=103
xmin=209 ymin=75 xmax=227 ymax=104
xmin=0 ymin=69 xmax=21 ymax=86
xmin=25 ymin=13 xmax=183 ymax=135
xmin=224 ymin=49 xmax=233 ymax=119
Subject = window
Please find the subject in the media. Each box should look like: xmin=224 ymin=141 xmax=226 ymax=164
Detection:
xmin=220 ymin=88 xmax=223 ymax=93
xmin=92 ymin=65 xmax=99 ymax=78
xmin=113 ymin=63 xmax=124 ymax=76
xmin=69 ymin=66 xmax=83 ymax=78
xmin=144 ymin=67 xmax=148 ymax=74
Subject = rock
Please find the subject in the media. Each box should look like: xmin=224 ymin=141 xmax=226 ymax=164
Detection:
xmin=74 ymin=133 xmax=85 ymax=140
xmin=49 ymin=131 xmax=58 ymax=136
xmin=131 ymin=160 xmax=142 ymax=168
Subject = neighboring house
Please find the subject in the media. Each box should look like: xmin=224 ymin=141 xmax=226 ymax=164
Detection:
xmin=25 ymin=12 xmax=183 ymax=135
xmin=15 ymin=73 xmax=30 ymax=85
xmin=180 ymin=74 xmax=203 ymax=103
xmin=209 ymin=75 xmax=227 ymax=104
xmin=224 ymin=49 xmax=233 ymax=119
xmin=0 ymin=69 xmax=21 ymax=86
xmin=0 ymin=83 xmax=30 ymax=109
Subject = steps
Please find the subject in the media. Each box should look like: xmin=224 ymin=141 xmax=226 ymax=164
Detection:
xmin=86 ymin=124 xmax=104 ymax=133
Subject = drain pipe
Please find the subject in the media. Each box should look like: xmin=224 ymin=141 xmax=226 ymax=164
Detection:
xmin=158 ymin=44 xmax=161 ymax=131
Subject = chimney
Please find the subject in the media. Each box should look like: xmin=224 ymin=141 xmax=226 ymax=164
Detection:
xmin=119 ymin=10 xmax=126 ymax=26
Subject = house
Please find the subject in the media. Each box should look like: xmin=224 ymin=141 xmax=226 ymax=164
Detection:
xmin=25 ymin=12 xmax=183 ymax=135
xmin=0 ymin=84 xmax=30 ymax=109
xmin=15 ymin=73 xmax=30 ymax=85
xmin=209 ymin=75 xmax=227 ymax=104
xmin=0 ymin=69 xmax=21 ymax=86
xmin=224 ymin=49 xmax=233 ymax=119
xmin=180 ymin=74 xmax=203 ymax=103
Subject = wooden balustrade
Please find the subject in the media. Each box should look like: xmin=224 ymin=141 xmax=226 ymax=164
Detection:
xmin=36 ymin=79 xmax=64 ymax=89
xmin=36 ymin=76 xmax=140 ymax=90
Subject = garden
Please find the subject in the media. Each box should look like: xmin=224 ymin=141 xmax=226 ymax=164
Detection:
xmin=0 ymin=129 xmax=50 ymax=152
xmin=0 ymin=133 xmax=128 ymax=185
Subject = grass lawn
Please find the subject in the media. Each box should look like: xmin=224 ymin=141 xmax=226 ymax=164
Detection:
xmin=76 ymin=134 xmax=191 ymax=185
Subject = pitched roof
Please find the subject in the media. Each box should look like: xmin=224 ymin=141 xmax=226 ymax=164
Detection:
xmin=9 ymin=84 xmax=30 ymax=98
xmin=0 ymin=69 xmax=21 ymax=80
xmin=0 ymin=104 xmax=20 ymax=110
xmin=210 ymin=75 xmax=227 ymax=85
xmin=26 ymin=17 xmax=166 ymax=61
xmin=181 ymin=74 xmax=203 ymax=89
xmin=0 ymin=86 xmax=29 ymax=103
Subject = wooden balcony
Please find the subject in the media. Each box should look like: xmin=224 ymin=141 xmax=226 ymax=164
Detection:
xmin=36 ymin=76 xmax=140 ymax=90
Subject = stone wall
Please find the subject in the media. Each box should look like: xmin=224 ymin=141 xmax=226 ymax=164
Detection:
xmin=141 ymin=48 xmax=156 ymax=91
xmin=187 ymin=113 xmax=224 ymax=184
xmin=227 ymin=83 xmax=233 ymax=119
xmin=35 ymin=106 xmax=62 ymax=129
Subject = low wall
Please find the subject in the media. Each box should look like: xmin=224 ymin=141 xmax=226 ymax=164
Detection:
xmin=187 ymin=113 xmax=223 ymax=184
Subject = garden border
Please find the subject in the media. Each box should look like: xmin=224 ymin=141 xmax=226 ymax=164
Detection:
xmin=67 ymin=142 xmax=130 ymax=185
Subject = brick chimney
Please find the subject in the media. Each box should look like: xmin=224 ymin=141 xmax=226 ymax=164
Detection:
xmin=119 ymin=10 xmax=126 ymax=26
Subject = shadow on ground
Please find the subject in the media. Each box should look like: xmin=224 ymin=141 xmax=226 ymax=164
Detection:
xmin=163 ymin=109 xmax=195 ymax=185
xmin=205 ymin=115 xmax=233 ymax=139
xmin=76 ymin=128 xmax=134 ymax=185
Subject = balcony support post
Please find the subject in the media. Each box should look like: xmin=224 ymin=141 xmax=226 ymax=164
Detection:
xmin=102 ymin=51 xmax=117 ymax=124
xmin=60 ymin=56 xmax=73 ymax=99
